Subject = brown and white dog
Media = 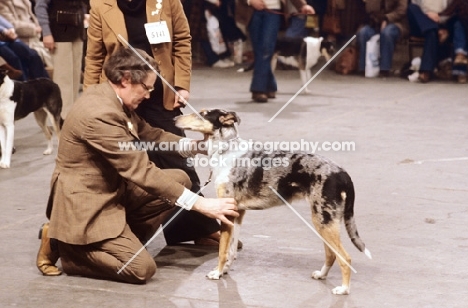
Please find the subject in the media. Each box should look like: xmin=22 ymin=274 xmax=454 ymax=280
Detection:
xmin=175 ymin=109 xmax=371 ymax=295
xmin=0 ymin=70 xmax=62 ymax=168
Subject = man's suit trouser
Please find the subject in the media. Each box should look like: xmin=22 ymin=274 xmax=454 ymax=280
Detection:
xmin=57 ymin=169 xmax=191 ymax=283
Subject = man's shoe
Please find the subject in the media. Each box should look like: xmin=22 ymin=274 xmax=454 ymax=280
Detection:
xmin=379 ymin=70 xmax=390 ymax=78
xmin=458 ymin=74 xmax=467 ymax=84
xmin=418 ymin=71 xmax=431 ymax=83
xmin=252 ymin=92 xmax=268 ymax=103
xmin=0 ymin=63 xmax=23 ymax=80
xmin=194 ymin=231 xmax=243 ymax=249
xmin=454 ymin=53 xmax=468 ymax=65
xmin=266 ymin=92 xmax=276 ymax=99
xmin=36 ymin=223 xmax=62 ymax=276
xmin=212 ymin=60 xmax=231 ymax=68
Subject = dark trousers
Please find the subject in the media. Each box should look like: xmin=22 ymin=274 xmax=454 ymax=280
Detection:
xmin=0 ymin=40 xmax=49 ymax=81
xmin=136 ymin=79 xmax=220 ymax=245
xmin=407 ymin=4 xmax=440 ymax=72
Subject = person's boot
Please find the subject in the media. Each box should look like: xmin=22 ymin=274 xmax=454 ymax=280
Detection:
xmin=36 ymin=223 xmax=62 ymax=276
xmin=0 ymin=63 xmax=23 ymax=80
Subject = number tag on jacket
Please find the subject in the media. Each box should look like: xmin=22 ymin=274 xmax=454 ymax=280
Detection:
xmin=145 ymin=21 xmax=171 ymax=44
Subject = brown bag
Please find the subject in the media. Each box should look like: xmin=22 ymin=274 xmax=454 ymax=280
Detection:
xmin=322 ymin=0 xmax=341 ymax=35
xmin=335 ymin=46 xmax=358 ymax=75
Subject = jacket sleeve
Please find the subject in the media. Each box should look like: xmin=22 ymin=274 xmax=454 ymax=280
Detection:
xmin=386 ymin=0 xmax=408 ymax=24
xmin=0 ymin=3 xmax=38 ymax=39
xmin=34 ymin=0 xmax=52 ymax=37
xmin=82 ymin=108 xmax=186 ymax=204
xmin=0 ymin=15 xmax=13 ymax=32
xmin=439 ymin=0 xmax=458 ymax=17
xmin=170 ymin=0 xmax=192 ymax=92
xmin=83 ymin=0 xmax=106 ymax=89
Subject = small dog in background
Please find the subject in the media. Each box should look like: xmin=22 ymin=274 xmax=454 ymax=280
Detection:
xmin=175 ymin=109 xmax=371 ymax=295
xmin=0 ymin=70 xmax=62 ymax=168
xmin=239 ymin=36 xmax=334 ymax=93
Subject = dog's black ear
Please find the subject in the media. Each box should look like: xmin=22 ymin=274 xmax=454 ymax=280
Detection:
xmin=219 ymin=111 xmax=240 ymax=126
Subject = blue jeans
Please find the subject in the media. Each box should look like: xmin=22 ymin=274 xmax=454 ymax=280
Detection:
xmin=452 ymin=19 xmax=468 ymax=56
xmin=248 ymin=10 xmax=281 ymax=93
xmin=407 ymin=3 xmax=441 ymax=72
xmin=357 ymin=24 xmax=401 ymax=72
xmin=0 ymin=40 xmax=49 ymax=81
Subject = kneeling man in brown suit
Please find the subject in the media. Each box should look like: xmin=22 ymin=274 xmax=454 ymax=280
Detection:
xmin=36 ymin=47 xmax=238 ymax=283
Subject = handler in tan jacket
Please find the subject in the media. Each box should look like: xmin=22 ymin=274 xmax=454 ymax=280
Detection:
xmin=36 ymin=47 xmax=238 ymax=283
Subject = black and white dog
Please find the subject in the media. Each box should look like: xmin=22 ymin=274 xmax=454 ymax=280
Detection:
xmin=0 ymin=70 xmax=62 ymax=168
xmin=175 ymin=109 xmax=371 ymax=295
xmin=239 ymin=36 xmax=334 ymax=93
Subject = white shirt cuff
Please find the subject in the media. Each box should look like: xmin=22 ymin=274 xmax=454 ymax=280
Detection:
xmin=175 ymin=188 xmax=199 ymax=210
xmin=178 ymin=138 xmax=196 ymax=158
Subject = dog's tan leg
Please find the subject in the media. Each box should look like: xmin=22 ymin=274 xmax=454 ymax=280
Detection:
xmin=224 ymin=209 xmax=245 ymax=269
xmin=45 ymin=107 xmax=61 ymax=144
xmin=206 ymin=217 xmax=234 ymax=280
xmin=313 ymin=224 xmax=352 ymax=295
xmin=33 ymin=109 xmax=53 ymax=155
xmin=207 ymin=185 xmax=244 ymax=280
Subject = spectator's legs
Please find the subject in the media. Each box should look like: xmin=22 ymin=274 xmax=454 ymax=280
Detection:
xmin=200 ymin=40 xmax=221 ymax=66
xmin=53 ymin=40 xmax=83 ymax=119
xmin=380 ymin=24 xmax=401 ymax=72
xmin=248 ymin=10 xmax=281 ymax=94
xmin=6 ymin=41 xmax=49 ymax=79
xmin=452 ymin=19 xmax=468 ymax=83
xmin=407 ymin=3 xmax=439 ymax=74
xmin=420 ymin=29 xmax=438 ymax=72
xmin=356 ymin=25 xmax=376 ymax=72
xmin=452 ymin=19 xmax=468 ymax=56
xmin=0 ymin=44 xmax=26 ymax=80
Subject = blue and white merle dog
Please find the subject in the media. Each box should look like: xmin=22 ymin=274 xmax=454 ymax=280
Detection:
xmin=175 ymin=109 xmax=371 ymax=295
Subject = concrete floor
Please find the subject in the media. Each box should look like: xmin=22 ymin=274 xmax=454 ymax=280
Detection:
xmin=1 ymin=65 xmax=468 ymax=308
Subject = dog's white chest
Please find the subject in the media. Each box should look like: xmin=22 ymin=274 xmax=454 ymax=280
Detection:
xmin=209 ymin=139 xmax=249 ymax=187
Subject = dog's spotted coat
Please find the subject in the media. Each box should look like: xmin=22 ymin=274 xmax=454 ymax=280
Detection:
xmin=175 ymin=109 xmax=371 ymax=295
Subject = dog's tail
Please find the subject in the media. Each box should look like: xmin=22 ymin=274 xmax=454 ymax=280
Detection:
xmin=343 ymin=181 xmax=372 ymax=259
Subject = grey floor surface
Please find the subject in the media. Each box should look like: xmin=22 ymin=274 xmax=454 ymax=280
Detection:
xmin=1 ymin=65 xmax=467 ymax=307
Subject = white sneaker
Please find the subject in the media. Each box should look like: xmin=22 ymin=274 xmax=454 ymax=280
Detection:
xmin=212 ymin=60 xmax=231 ymax=68
xmin=221 ymin=59 xmax=235 ymax=67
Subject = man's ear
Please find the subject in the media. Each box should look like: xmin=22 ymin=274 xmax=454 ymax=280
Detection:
xmin=121 ymin=71 xmax=132 ymax=88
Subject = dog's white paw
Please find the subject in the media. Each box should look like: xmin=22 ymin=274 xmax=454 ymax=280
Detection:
xmin=43 ymin=148 xmax=53 ymax=155
xmin=332 ymin=286 xmax=350 ymax=295
xmin=304 ymin=88 xmax=312 ymax=94
xmin=206 ymin=269 xmax=222 ymax=280
xmin=0 ymin=162 xmax=10 ymax=169
xmin=311 ymin=270 xmax=327 ymax=280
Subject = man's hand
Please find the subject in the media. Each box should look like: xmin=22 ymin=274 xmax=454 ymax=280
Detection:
xmin=249 ymin=0 xmax=266 ymax=11
xmin=174 ymin=89 xmax=189 ymax=108
xmin=192 ymin=197 xmax=239 ymax=226
xmin=43 ymin=35 xmax=56 ymax=52
xmin=426 ymin=11 xmax=440 ymax=23
xmin=301 ymin=4 xmax=315 ymax=15
xmin=2 ymin=28 xmax=17 ymax=41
